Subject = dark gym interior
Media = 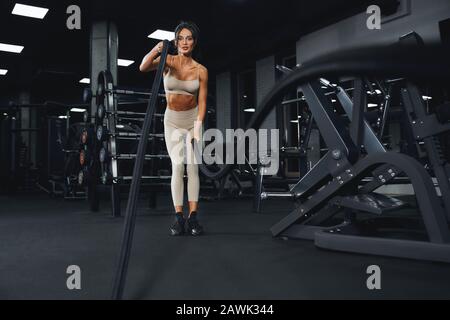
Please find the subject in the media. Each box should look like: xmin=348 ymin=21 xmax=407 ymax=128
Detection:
xmin=1 ymin=0 xmax=450 ymax=301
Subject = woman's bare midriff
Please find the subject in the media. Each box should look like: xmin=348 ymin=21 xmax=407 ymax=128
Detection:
xmin=166 ymin=93 xmax=197 ymax=111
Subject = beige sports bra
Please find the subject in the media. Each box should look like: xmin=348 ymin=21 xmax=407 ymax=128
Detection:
xmin=163 ymin=63 xmax=200 ymax=97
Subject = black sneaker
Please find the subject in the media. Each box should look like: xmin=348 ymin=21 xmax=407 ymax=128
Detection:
xmin=170 ymin=214 xmax=186 ymax=236
xmin=187 ymin=213 xmax=204 ymax=236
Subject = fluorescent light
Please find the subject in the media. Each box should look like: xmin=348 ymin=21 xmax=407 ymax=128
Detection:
xmin=422 ymin=96 xmax=432 ymax=101
xmin=117 ymin=125 xmax=125 ymax=129
xmin=375 ymin=89 xmax=382 ymax=95
xmin=290 ymin=120 xmax=299 ymax=124
xmin=71 ymin=108 xmax=86 ymax=113
xmin=12 ymin=3 xmax=49 ymax=19
xmin=244 ymin=108 xmax=255 ymax=113
xmin=368 ymin=103 xmax=378 ymax=108
xmin=79 ymin=78 xmax=90 ymax=84
xmin=148 ymin=30 xmax=175 ymax=41
xmin=0 ymin=69 xmax=8 ymax=75
xmin=0 ymin=42 xmax=24 ymax=53
xmin=118 ymin=59 xmax=135 ymax=67
xmin=58 ymin=116 xmax=68 ymax=119
xmin=331 ymin=99 xmax=337 ymax=103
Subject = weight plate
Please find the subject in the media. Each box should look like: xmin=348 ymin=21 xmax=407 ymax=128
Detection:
xmin=81 ymin=129 xmax=88 ymax=145
xmin=97 ymin=104 xmax=105 ymax=120
xmin=78 ymin=170 xmax=84 ymax=185
xmin=99 ymin=147 xmax=107 ymax=163
xmin=96 ymin=125 xmax=104 ymax=141
xmin=83 ymin=111 xmax=89 ymax=123
xmin=79 ymin=150 xmax=86 ymax=166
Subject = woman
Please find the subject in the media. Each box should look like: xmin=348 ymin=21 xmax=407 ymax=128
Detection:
xmin=139 ymin=21 xmax=208 ymax=236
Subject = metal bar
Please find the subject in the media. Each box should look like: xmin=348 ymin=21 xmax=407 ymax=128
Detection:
xmin=117 ymin=101 xmax=149 ymax=106
xmin=276 ymin=65 xmax=293 ymax=74
xmin=113 ymin=89 xmax=166 ymax=98
xmin=261 ymin=192 xmax=294 ymax=199
xmin=115 ymin=136 xmax=161 ymax=141
xmin=115 ymin=111 xmax=164 ymax=117
xmin=281 ymin=97 xmax=305 ymax=105
xmin=301 ymin=81 xmax=358 ymax=162
xmin=116 ymin=117 xmax=147 ymax=122
xmin=336 ymin=86 xmax=386 ymax=154
xmin=116 ymin=132 xmax=164 ymax=138
xmin=290 ymin=152 xmax=333 ymax=197
xmin=378 ymin=85 xmax=392 ymax=139
xmin=113 ymin=154 xmax=170 ymax=160
xmin=350 ymin=78 xmax=366 ymax=154
xmin=385 ymin=78 xmax=405 ymax=84
xmin=119 ymin=176 xmax=171 ymax=180
xmin=253 ymin=163 xmax=264 ymax=213
xmin=281 ymin=88 xmax=356 ymax=105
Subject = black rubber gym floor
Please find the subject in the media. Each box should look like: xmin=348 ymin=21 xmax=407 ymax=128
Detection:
xmin=1 ymin=193 xmax=450 ymax=300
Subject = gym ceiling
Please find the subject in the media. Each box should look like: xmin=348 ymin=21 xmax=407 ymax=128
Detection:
xmin=0 ymin=0 xmax=397 ymax=103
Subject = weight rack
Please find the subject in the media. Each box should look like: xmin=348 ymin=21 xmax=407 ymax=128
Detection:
xmin=80 ymin=70 xmax=172 ymax=216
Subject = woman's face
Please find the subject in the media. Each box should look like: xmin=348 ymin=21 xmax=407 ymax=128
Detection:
xmin=176 ymin=28 xmax=195 ymax=55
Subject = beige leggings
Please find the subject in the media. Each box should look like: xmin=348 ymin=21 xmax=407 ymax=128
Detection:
xmin=164 ymin=106 xmax=200 ymax=207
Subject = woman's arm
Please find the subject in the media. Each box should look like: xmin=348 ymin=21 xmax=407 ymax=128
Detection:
xmin=139 ymin=50 xmax=160 ymax=72
xmin=193 ymin=66 xmax=208 ymax=142
xmin=139 ymin=41 xmax=173 ymax=72
xmin=197 ymin=66 xmax=209 ymax=122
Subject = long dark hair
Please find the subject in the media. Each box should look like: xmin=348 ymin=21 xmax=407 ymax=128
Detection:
xmin=174 ymin=21 xmax=202 ymax=62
